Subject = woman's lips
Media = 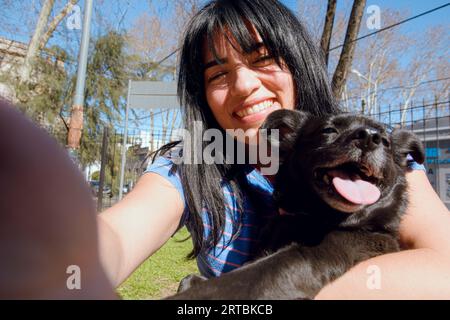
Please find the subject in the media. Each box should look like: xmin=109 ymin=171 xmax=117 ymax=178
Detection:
xmin=233 ymin=100 xmax=282 ymax=125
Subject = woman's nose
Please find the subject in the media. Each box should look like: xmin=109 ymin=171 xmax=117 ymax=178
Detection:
xmin=229 ymin=66 xmax=261 ymax=97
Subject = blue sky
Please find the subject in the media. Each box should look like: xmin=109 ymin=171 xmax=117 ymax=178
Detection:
xmin=115 ymin=0 xmax=450 ymax=36
xmin=0 ymin=0 xmax=448 ymax=135
xmin=361 ymin=0 xmax=449 ymax=34
xmin=1 ymin=1 xmax=448 ymax=54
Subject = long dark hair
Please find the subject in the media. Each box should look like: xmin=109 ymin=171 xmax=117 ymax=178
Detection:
xmin=154 ymin=0 xmax=340 ymax=258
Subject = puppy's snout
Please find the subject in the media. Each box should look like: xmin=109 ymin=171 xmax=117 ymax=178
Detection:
xmin=352 ymin=127 xmax=381 ymax=151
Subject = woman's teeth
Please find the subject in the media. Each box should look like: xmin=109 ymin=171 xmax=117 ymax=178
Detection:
xmin=236 ymin=100 xmax=274 ymax=118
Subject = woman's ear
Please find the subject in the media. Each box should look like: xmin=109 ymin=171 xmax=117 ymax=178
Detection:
xmin=391 ymin=129 xmax=425 ymax=166
xmin=260 ymin=109 xmax=310 ymax=160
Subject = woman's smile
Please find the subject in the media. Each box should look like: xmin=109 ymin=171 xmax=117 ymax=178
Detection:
xmin=233 ymin=98 xmax=282 ymax=124
xmin=203 ymin=29 xmax=295 ymax=136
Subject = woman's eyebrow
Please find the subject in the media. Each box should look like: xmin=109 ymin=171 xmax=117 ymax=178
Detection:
xmin=204 ymin=58 xmax=227 ymax=71
xmin=249 ymin=42 xmax=265 ymax=52
xmin=203 ymin=42 xmax=266 ymax=71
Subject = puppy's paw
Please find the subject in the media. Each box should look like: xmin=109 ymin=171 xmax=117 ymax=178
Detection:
xmin=177 ymin=274 xmax=207 ymax=293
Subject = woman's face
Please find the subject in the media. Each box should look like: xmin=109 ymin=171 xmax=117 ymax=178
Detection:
xmin=203 ymin=30 xmax=295 ymax=140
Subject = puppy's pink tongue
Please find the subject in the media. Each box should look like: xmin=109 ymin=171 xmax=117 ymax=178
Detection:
xmin=329 ymin=171 xmax=380 ymax=205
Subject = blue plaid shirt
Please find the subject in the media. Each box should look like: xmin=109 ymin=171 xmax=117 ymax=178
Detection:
xmin=145 ymin=155 xmax=425 ymax=278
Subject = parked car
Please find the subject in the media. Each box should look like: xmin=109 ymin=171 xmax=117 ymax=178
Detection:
xmin=89 ymin=180 xmax=113 ymax=198
xmin=122 ymin=183 xmax=133 ymax=194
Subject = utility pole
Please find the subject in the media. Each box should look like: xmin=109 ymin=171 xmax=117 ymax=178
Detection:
xmin=67 ymin=0 xmax=93 ymax=162
xmin=97 ymin=126 xmax=109 ymax=212
xmin=118 ymin=80 xmax=131 ymax=201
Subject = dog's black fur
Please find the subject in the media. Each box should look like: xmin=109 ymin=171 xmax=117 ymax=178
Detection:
xmin=168 ymin=110 xmax=425 ymax=300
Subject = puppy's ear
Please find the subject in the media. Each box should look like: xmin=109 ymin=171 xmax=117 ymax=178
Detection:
xmin=391 ymin=129 xmax=425 ymax=166
xmin=261 ymin=109 xmax=310 ymax=159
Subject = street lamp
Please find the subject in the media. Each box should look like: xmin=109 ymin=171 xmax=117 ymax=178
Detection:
xmin=351 ymin=68 xmax=378 ymax=115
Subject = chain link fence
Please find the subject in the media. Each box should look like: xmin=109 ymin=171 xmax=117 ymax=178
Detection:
xmin=370 ymin=99 xmax=450 ymax=209
xmin=90 ymin=99 xmax=450 ymax=210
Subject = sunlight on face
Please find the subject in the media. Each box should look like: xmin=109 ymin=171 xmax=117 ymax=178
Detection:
xmin=203 ymin=26 xmax=295 ymax=144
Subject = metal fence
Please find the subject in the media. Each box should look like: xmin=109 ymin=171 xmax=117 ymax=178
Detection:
xmin=87 ymin=125 xmax=178 ymax=211
xmin=369 ymin=99 xmax=450 ymax=209
xmin=91 ymin=99 xmax=450 ymax=210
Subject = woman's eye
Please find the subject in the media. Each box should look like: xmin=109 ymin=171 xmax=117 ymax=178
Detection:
xmin=207 ymin=72 xmax=227 ymax=83
xmin=252 ymin=55 xmax=274 ymax=67
xmin=322 ymin=127 xmax=338 ymax=134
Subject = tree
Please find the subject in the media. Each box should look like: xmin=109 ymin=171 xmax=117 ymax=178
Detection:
xmin=125 ymin=2 xmax=193 ymax=155
xmin=331 ymin=0 xmax=366 ymax=99
xmin=78 ymin=31 xmax=129 ymax=169
xmin=298 ymin=0 xmax=367 ymax=100
xmin=39 ymin=0 xmax=79 ymax=50
xmin=19 ymin=0 xmax=55 ymax=83
xmin=397 ymin=25 xmax=449 ymax=125
xmin=19 ymin=0 xmax=80 ymax=84
xmin=342 ymin=10 xmax=408 ymax=114
xmin=0 ymin=43 xmax=70 ymax=140
xmin=320 ymin=0 xmax=337 ymax=66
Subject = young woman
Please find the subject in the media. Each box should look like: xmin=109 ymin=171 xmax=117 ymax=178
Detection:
xmin=98 ymin=0 xmax=450 ymax=299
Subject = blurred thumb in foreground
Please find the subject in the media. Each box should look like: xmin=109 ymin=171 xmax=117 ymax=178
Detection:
xmin=0 ymin=99 xmax=116 ymax=299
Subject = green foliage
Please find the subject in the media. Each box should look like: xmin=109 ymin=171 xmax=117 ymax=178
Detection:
xmin=117 ymin=227 xmax=197 ymax=300
xmin=1 ymin=47 xmax=71 ymax=145
xmin=2 ymin=29 xmax=173 ymax=191
xmin=79 ymin=31 xmax=129 ymax=168
xmin=90 ymin=170 xmax=100 ymax=181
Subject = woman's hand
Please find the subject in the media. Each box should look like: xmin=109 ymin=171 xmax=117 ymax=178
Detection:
xmin=0 ymin=99 xmax=116 ymax=299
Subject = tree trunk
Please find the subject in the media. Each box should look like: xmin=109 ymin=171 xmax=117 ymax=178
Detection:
xmin=320 ymin=0 xmax=337 ymax=66
xmin=162 ymin=109 xmax=170 ymax=144
xmin=20 ymin=0 xmax=55 ymax=83
xmin=166 ymin=109 xmax=179 ymax=143
xmin=39 ymin=0 xmax=79 ymax=50
xmin=150 ymin=110 xmax=155 ymax=152
xmin=331 ymin=0 xmax=366 ymax=99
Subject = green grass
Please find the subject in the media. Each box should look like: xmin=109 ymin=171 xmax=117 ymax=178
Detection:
xmin=117 ymin=227 xmax=198 ymax=300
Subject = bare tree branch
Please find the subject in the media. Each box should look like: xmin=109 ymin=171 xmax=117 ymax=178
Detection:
xmin=320 ymin=0 xmax=337 ymax=66
xmin=331 ymin=0 xmax=366 ymax=99
xmin=19 ymin=0 xmax=55 ymax=83
xmin=39 ymin=0 xmax=79 ymax=50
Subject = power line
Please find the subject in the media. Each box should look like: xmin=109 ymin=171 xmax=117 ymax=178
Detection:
xmin=328 ymin=3 xmax=450 ymax=52
xmin=153 ymin=3 xmax=450 ymax=70
xmin=156 ymin=49 xmax=179 ymax=66
xmin=133 ymin=108 xmax=180 ymax=120
xmin=342 ymin=76 xmax=450 ymax=102
xmin=378 ymin=76 xmax=450 ymax=93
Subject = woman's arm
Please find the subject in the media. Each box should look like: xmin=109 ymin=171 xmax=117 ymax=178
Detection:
xmin=315 ymin=169 xmax=450 ymax=299
xmin=0 ymin=98 xmax=185 ymax=295
xmin=98 ymin=171 xmax=185 ymax=287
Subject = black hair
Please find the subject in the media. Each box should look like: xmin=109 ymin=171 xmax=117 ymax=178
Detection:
xmin=155 ymin=0 xmax=340 ymax=258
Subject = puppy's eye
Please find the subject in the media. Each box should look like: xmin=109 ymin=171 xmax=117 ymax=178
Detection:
xmin=382 ymin=137 xmax=390 ymax=147
xmin=322 ymin=127 xmax=338 ymax=134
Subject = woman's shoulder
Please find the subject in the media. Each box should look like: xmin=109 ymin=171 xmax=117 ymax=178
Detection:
xmin=144 ymin=146 xmax=185 ymax=200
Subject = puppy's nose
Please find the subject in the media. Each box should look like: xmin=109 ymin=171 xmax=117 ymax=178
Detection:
xmin=352 ymin=127 xmax=381 ymax=150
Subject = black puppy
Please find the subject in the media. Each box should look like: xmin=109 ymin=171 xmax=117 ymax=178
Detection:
xmin=169 ymin=110 xmax=425 ymax=300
